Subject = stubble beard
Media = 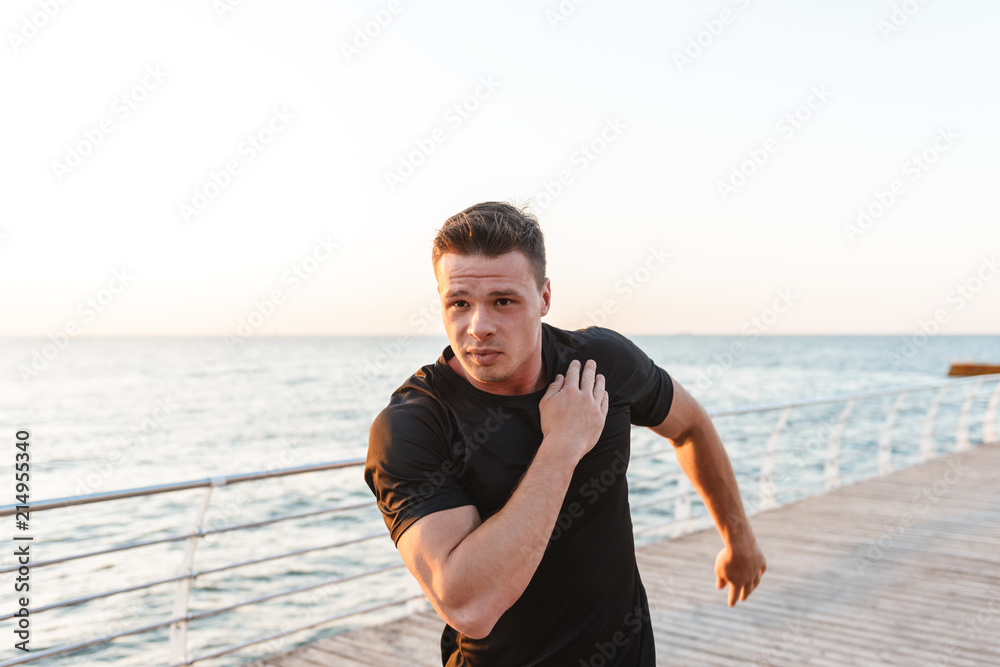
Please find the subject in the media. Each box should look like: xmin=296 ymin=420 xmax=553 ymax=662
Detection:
xmin=465 ymin=356 xmax=512 ymax=384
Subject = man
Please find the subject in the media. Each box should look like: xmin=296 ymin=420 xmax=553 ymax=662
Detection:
xmin=365 ymin=202 xmax=766 ymax=666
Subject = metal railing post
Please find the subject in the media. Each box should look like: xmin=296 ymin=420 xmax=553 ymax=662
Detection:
xmin=674 ymin=475 xmax=692 ymax=535
xmin=878 ymin=393 xmax=907 ymax=475
xmin=955 ymin=379 xmax=984 ymax=451
xmin=825 ymin=398 xmax=855 ymax=490
xmin=169 ymin=482 xmax=219 ymax=665
xmin=920 ymin=385 xmax=947 ymax=461
xmin=759 ymin=406 xmax=792 ymax=511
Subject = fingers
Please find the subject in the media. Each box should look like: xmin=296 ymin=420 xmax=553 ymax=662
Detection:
xmin=545 ymin=373 xmax=565 ymax=396
xmin=732 ymin=571 xmax=765 ymax=606
xmin=579 ymin=359 xmax=596 ymax=390
xmin=564 ymin=359 xmax=581 ymax=389
xmin=740 ymin=577 xmax=759 ymax=602
xmin=715 ymin=574 xmax=725 ymax=590
xmin=567 ymin=359 xmax=600 ymax=390
xmin=593 ymin=369 xmax=606 ymax=401
xmin=727 ymin=582 xmax=738 ymax=607
xmin=559 ymin=359 xmax=607 ymax=410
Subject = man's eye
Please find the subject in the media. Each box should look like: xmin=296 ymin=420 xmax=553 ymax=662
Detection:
xmin=449 ymin=299 xmax=513 ymax=307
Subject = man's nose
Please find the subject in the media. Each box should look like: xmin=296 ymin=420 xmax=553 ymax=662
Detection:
xmin=467 ymin=307 xmax=495 ymax=339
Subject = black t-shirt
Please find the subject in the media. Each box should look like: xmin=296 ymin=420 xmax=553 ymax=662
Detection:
xmin=365 ymin=322 xmax=674 ymax=666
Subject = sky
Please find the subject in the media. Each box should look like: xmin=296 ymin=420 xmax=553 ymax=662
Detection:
xmin=1 ymin=0 xmax=998 ymax=337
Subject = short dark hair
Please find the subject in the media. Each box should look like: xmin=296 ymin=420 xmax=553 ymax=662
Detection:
xmin=432 ymin=202 xmax=547 ymax=291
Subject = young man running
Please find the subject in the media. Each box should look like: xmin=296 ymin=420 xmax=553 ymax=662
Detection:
xmin=366 ymin=201 xmax=766 ymax=665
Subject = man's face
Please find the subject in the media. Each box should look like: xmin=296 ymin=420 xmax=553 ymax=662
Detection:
xmin=435 ymin=250 xmax=551 ymax=393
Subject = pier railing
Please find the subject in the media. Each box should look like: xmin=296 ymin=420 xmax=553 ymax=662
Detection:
xmin=2 ymin=373 xmax=998 ymax=667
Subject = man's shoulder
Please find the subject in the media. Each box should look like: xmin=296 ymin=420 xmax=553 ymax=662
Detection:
xmin=374 ymin=363 xmax=447 ymax=419
xmin=545 ymin=322 xmax=637 ymax=358
xmin=545 ymin=323 xmax=669 ymax=404
xmin=369 ymin=362 xmax=453 ymax=451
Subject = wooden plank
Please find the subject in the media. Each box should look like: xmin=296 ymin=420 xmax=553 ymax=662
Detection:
xmin=279 ymin=646 xmax=368 ymax=667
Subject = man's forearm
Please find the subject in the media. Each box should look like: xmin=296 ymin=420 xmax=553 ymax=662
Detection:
xmin=649 ymin=377 xmax=766 ymax=605
xmin=673 ymin=405 xmax=753 ymax=546
xmin=441 ymin=435 xmax=577 ymax=634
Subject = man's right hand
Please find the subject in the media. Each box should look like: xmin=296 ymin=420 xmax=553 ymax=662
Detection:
xmin=539 ymin=359 xmax=609 ymax=462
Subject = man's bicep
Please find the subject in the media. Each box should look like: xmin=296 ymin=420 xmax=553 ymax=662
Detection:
xmin=397 ymin=505 xmax=482 ymax=612
xmin=648 ymin=376 xmax=703 ymax=442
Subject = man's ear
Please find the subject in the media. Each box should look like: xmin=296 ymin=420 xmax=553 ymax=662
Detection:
xmin=540 ymin=278 xmax=551 ymax=316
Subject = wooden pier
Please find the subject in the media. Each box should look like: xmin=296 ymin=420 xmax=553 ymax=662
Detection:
xmin=257 ymin=442 xmax=1000 ymax=666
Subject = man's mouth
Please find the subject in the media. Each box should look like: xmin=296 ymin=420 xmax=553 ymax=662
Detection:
xmin=468 ymin=350 xmax=501 ymax=365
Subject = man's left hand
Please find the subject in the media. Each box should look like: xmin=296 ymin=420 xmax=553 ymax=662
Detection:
xmin=714 ymin=539 xmax=766 ymax=607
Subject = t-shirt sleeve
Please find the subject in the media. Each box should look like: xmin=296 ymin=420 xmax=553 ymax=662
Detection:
xmin=365 ymin=400 xmax=476 ymax=546
xmin=594 ymin=327 xmax=674 ymax=427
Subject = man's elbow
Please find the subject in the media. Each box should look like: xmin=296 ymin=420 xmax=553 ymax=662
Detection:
xmin=650 ymin=418 xmax=698 ymax=449
xmin=452 ymin=614 xmax=496 ymax=641
xmin=437 ymin=597 xmax=500 ymax=640
xmin=653 ymin=406 xmax=712 ymax=449
xmin=428 ymin=573 xmax=505 ymax=639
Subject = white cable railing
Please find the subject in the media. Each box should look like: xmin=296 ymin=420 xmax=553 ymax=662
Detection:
xmin=629 ymin=373 xmax=1000 ymax=539
xmin=2 ymin=373 xmax=998 ymax=666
